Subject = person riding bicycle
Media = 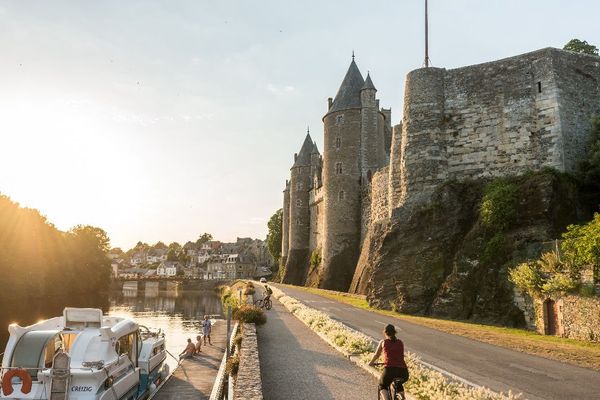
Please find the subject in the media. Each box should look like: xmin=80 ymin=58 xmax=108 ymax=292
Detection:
xmin=263 ymin=284 xmax=273 ymax=302
xmin=369 ymin=324 xmax=409 ymax=400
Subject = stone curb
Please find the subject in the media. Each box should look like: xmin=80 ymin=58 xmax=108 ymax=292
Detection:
xmin=233 ymin=323 xmax=263 ymax=400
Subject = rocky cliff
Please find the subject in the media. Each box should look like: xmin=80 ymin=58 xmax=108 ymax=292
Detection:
xmin=351 ymin=170 xmax=594 ymax=326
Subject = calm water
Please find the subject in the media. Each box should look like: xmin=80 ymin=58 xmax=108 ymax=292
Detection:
xmin=0 ymin=287 xmax=223 ymax=370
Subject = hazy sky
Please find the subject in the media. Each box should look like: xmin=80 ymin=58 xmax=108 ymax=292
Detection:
xmin=1 ymin=1 xmax=598 ymax=249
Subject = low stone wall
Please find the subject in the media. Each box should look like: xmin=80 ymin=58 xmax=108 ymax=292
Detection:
xmin=233 ymin=323 xmax=263 ymax=400
xmin=561 ymin=295 xmax=600 ymax=342
xmin=514 ymin=290 xmax=600 ymax=342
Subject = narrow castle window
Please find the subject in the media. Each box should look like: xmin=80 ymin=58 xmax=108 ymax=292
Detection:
xmin=537 ymin=81 xmax=542 ymax=93
xmin=338 ymin=191 xmax=345 ymax=201
xmin=335 ymin=162 xmax=343 ymax=174
xmin=335 ymin=137 xmax=341 ymax=149
xmin=296 ymin=218 xmax=301 ymax=226
xmin=335 ymin=115 xmax=344 ymax=125
xmin=296 ymin=182 xmax=303 ymax=190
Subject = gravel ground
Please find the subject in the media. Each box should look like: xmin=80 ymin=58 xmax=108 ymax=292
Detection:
xmin=257 ymin=297 xmax=377 ymax=400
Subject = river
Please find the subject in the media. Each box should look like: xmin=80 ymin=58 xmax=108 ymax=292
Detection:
xmin=0 ymin=286 xmax=223 ymax=370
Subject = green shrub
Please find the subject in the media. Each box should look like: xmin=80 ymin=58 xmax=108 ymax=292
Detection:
xmin=479 ymin=179 xmax=518 ymax=232
xmin=541 ymin=273 xmax=577 ymax=294
xmin=579 ymin=284 xmax=596 ymax=297
xmin=509 ymin=262 xmax=543 ymax=295
xmin=310 ymin=248 xmax=322 ymax=267
xmin=233 ymin=304 xmax=267 ymax=325
xmin=480 ymin=233 xmax=509 ymax=265
xmin=225 ymin=354 xmax=240 ymax=376
xmin=243 ymin=287 xmax=255 ymax=295
xmin=233 ymin=332 xmax=243 ymax=349
xmin=561 ymin=213 xmax=600 ymax=275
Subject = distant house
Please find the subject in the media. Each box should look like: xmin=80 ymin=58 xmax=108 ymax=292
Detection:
xmin=197 ymin=251 xmax=211 ymax=264
xmin=205 ymin=253 xmax=256 ymax=280
xmin=111 ymin=261 xmax=119 ymax=277
xmin=130 ymin=252 xmax=146 ymax=266
xmin=157 ymin=261 xmax=183 ymax=277
xmin=147 ymin=248 xmax=167 ymax=263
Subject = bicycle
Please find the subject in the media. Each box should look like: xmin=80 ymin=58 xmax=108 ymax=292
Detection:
xmin=253 ymin=297 xmax=272 ymax=310
xmin=372 ymin=363 xmax=407 ymax=400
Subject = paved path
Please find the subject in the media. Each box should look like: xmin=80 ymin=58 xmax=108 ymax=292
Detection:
xmin=153 ymin=321 xmax=226 ymax=400
xmin=275 ymin=284 xmax=600 ymax=400
xmin=257 ymin=296 xmax=377 ymax=400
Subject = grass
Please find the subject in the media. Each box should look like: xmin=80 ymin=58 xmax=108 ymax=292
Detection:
xmin=281 ymin=284 xmax=600 ymax=371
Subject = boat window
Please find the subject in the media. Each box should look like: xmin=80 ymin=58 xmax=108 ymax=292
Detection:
xmin=11 ymin=330 xmax=61 ymax=379
xmin=117 ymin=332 xmax=137 ymax=364
xmin=61 ymin=333 xmax=77 ymax=353
xmin=43 ymin=335 xmax=63 ymax=368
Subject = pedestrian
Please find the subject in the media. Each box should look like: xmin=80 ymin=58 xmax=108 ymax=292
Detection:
xmin=202 ymin=315 xmax=212 ymax=345
xmin=195 ymin=335 xmax=202 ymax=354
xmin=179 ymin=338 xmax=195 ymax=359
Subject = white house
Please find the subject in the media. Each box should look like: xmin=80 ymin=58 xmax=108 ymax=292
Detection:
xmin=157 ymin=261 xmax=182 ymax=277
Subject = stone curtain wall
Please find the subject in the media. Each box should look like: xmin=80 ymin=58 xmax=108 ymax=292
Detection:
xmin=233 ymin=323 xmax=263 ymax=400
xmin=398 ymin=48 xmax=600 ymax=206
xmin=370 ymin=166 xmax=390 ymax=223
xmin=553 ymin=51 xmax=600 ymax=173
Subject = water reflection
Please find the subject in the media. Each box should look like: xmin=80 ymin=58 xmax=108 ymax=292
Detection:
xmin=0 ymin=287 xmax=222 ymax=370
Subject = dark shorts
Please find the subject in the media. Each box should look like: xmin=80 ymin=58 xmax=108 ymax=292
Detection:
xmin=378 ymin=367 xmax=409 ymax=391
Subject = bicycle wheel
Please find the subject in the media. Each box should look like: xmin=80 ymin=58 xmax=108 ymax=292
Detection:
xmin=265 ymin=299 xmax=272 ymax=310
xmin=253 ymin=299 xmax=264 ymax=308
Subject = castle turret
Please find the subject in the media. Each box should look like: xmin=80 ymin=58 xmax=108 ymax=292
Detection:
xmin=360 ymin=73 xmax=386 ymax=181
xmin=282 ymin=133 xmax=314 ymax=285
xmin=281 ymin=180 xmax=290 ymax=266
xmin=317 ymin=57 xmax=366 ymax=291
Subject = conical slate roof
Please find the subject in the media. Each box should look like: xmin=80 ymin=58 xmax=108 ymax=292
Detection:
xmin=311 ymin=141 xmax=320 ymax=155
xmin=329 ymin=60 xmax=364 ymax=113
xmin=362 ymin=72 xmax=376 ymax=91
xmin=293 ymin=133 xmax=314 ymax=167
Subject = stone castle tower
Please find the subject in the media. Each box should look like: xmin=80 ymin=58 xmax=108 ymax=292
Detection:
xmin=281 ymin=57 xmax=391 ymax=290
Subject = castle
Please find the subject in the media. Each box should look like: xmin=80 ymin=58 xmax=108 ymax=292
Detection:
xmin=280 ymin=47 xmax=600 ymax=292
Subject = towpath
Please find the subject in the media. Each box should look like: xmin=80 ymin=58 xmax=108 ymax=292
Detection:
xmin=275 ymin=284 xmax=600 ymax=400
xmin=256 ymin=296 xmax=377 ymax=400
xmin=153 ymin=320 xmax=226 ymax=400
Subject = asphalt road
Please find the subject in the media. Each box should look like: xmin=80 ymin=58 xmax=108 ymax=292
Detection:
xmin=275 ymin=284 xmax=600 ymax=400
xmin=256 ymin=297 xmax=378 ymax=400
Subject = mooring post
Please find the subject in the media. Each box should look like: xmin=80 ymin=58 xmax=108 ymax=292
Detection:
xmin=226 ymin=305 xmax=232 ymax=360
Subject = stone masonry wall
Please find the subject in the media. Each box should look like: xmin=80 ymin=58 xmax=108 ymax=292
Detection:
xmin=559 ymin=295 xmax=600 ymax=342
xmin=398 ymin=48 xmax=600 ymax=207
xmin=370 ymin=166 xmax=390 ymax=223
xmin=233 ymin=323 xmax=263 ymax=400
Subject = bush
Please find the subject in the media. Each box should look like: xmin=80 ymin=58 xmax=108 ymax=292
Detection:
xmin=310 ymin=248 xmax=322 ymax=267
xmin=509 ymin=262 xmax=543 ymax=295
xmin=243 ymin=287 xmax=255 ymax=295
xmin=233 ymin=304 xmax=267 ymax=325
xmin=509 ymin=252 xmax=577 ymax=296
xmin=233 ymin=332 xmax=243 ymax=349
xmin=561 ymin=213 xmax=600 ymax=275
xmin=479 ymin=179 xmax=518 ymax=232
xmin=579 ymin=284 xmax=596 ymax=297
xmin=225 ymin=354 xmax=240 ymax=376
xmin=541 ymin=273 xmax=577 ymax=294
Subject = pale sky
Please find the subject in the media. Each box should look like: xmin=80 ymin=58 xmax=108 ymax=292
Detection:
xmin=1 ymin=0 xmax=598 ymax=249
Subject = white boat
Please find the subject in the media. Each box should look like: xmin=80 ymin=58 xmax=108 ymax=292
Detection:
xmin=0 ymin=308 xmax=168 ymax=400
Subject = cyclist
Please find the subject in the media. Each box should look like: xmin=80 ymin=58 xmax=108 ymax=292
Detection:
xmin=263 ymin=284 xmax=273 ymax=303
xmin=368 ymin=324 xmax=409 ymax=400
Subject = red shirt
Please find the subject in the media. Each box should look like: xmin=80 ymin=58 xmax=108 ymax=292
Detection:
xmin=383 ymin=339 xmax=406 ymax=368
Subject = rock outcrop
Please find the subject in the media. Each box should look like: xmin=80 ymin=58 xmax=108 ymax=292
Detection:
xmin=351 ymin=171 xmax=592 ymax=326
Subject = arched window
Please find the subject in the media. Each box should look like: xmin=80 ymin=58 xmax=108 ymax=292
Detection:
xmin=296 ymin=182 xmax=303 ymax=190
xmin=296 ymin=199 xmax=302 ymax=207
xmin=296 ymin=218 xmax=301 ymax=226
xmin=335 ymin=137 xmax=341 ymax=149
xmin=335 ymin=115 xmax=344 ymax=125
xmin=335 ymin=162 xmax=343 ymax=174
xmin=338 ymin=191 xmax=345 ymax=201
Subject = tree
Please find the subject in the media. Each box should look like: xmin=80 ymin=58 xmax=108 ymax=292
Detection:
xmin=196 ymin=233 xmax=213 ymax=246
xmin=153 ymin=241 xmax=167 ymax=250
xmin=266 ymin=209 xmax=283 ymax=264
xmin=563 ymin=39 xmax=599 ymax=56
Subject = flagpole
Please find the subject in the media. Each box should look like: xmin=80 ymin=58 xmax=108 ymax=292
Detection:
xmin=425 ymin=0 xmax=430 ymax=68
